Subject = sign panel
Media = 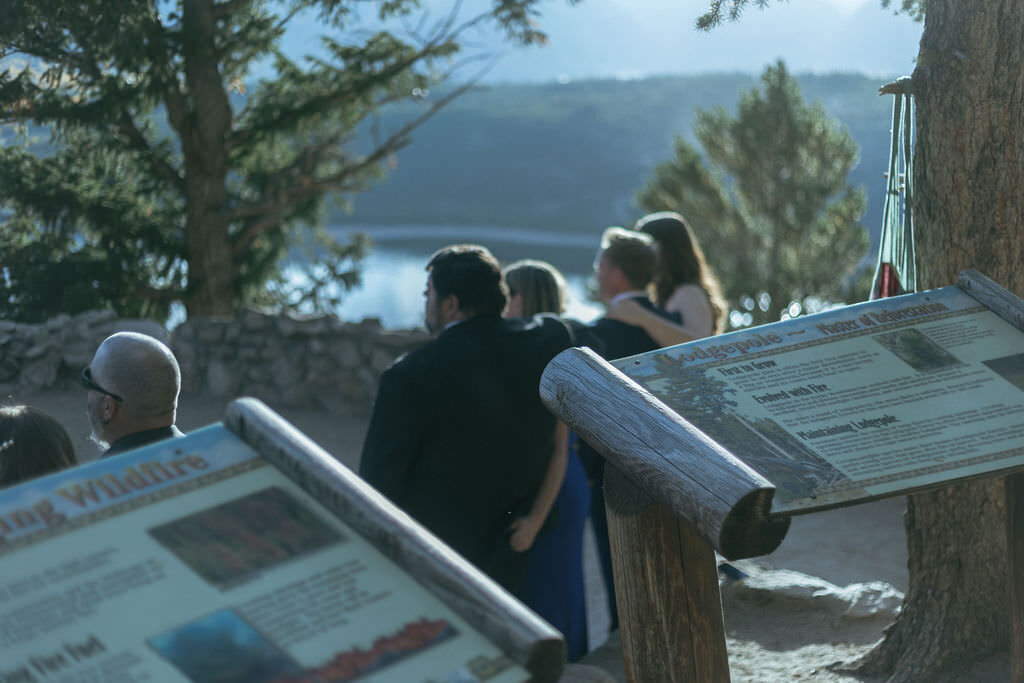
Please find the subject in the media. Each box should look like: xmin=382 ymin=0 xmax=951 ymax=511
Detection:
xmin=617 ymin=286 xmax=1024 ymax=515
xmin=0 ymin=426 xmax=526 ymax=682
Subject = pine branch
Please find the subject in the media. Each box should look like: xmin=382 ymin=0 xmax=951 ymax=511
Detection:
xmin=213 ymin=0 xmax=257 ymax=20
xmin=229 ymin=37 xmax=449 ymax=148
xmin=229 ymin=79 xmax=475 ymax=254
xmin=115 ymin=113 xmax=185 ymax=191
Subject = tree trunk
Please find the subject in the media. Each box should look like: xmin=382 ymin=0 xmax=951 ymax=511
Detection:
xmin=181 ymin=0 xmax=235 ymax=317
xmin=857 ymin=1 xmax=1024 ymax=680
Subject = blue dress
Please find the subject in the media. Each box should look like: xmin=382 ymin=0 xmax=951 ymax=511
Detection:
xmin=521 ymin=448 xmax=591 ymax=661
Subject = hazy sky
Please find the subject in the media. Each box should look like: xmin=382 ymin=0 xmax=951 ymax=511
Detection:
xmin=274 ymin=0 xmax=924 ymax=83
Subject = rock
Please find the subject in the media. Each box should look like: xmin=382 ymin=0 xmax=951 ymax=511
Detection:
xmin=358 ymin=317 xmax=382 ymax=331
xmin=722 ymin=566 xmax=903 ymax=620
xmin=0 ymin=359 xmax=19 ymax=382
xmin=370 ymin=348 xmax=396 ymax=374
xmin=206 ymin=360 xmax=238 ymax=398
xmin=43 ymin=313 xmax=71 ymax=331
xmin=297 ymin=317 xmax=330 ymax=335
xmin=375 ymin=330 xmax=427 ymax=349
xmin=61 ymin=343 xmax=95 ymax=370
xmin=834 ymin=580 xmax=904 ymax=618
xmin=241 ymin=309 xmax=269 ymax=331
xmin=270 ymin=356 xmax=302 ymax=390
xmin=76 ymin=309 xmax=118 ymax=326
xmin=19 ymin=356 xmax=60 ymax=388
xmin=196 ymin=323 xmax=225 ymax=345
xmin=237 ymin=347 xmax=262 ymax=362
xmin=332 ymin=340 xmax=361 ymax=368
xmin=24 ymin=341 xmax=53 ymax=360
xmin=275 ymin=315 xmax=297 ymax=337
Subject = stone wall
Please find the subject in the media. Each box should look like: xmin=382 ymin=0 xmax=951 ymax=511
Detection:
xmin=0 ymin=309 xmax=427 ymax=414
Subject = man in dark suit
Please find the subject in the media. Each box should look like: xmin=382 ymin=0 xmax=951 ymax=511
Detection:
xmin=582 ymin=226 xmax=678 ymax=630
xmin=359 ymin=244 xmax=572 ymax=597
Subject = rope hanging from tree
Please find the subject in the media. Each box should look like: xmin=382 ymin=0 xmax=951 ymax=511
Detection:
xmin=871 ymin=76 xmax=916 ymax=300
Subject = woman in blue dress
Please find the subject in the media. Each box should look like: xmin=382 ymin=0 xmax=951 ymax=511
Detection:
xmin=503 ymin=259 xmax=591 ymax=661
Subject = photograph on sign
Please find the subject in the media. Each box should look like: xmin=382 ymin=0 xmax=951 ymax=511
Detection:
xmin=0 ymin=425 xmax=526 ymax=682
xmin=616 ymin=286 xmax=1024 ymax=514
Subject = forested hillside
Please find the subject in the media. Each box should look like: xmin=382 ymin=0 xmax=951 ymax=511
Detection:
xmin=333 ymin=72 xmax=896 ymax=247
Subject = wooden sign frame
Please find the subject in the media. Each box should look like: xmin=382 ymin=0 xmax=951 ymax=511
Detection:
xmin=539 ymin=269 xmax=1024 ymax=682
xmin=225 ymin=398 xmax=567 ymax=681
xmin=0 ymin=399 xmax=564 ymax=682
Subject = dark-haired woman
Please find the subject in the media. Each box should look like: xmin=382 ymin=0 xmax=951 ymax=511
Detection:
xmin=608 ymin=211 xmax=727 ymax=345
xmin=0 ymin=405 xmax=78 ymax=487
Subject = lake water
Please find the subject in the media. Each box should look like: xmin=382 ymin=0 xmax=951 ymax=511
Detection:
xmin=323 ymin=225 xmax=606 ymax=329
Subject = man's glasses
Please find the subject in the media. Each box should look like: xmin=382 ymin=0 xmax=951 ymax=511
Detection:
xmin=80 ymin=367 xmax=124 ymax=403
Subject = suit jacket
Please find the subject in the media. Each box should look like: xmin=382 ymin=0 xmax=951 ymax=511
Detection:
xmin=578 ymin=296 xmax=678 ymax=481
xmin=588 ymin=296 xmax=677 ymax=361
xmin=103 ymin=425 xmax=185 ymax=458
xmin=359 ymin=313 xmax=572 ymax=596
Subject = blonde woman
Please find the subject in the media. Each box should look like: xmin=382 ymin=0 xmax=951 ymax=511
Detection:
xmin=503 ymin=259 xmax=589 ymax=661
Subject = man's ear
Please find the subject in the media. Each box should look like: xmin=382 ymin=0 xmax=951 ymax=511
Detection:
xmin=442 ymin=293 xmax=461 ymax=319
xmin=103 ymin=396 xmax=118 ymax=424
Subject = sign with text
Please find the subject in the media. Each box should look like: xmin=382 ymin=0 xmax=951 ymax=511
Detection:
xmin=0 ymin=426 xmax=526 ymax=682
xmin=616 ymin=286 xmax=1024 ymax=515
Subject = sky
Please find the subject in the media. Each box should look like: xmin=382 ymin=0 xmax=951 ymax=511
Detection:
xmin=273 ymin=0 xmax=924 ymax=84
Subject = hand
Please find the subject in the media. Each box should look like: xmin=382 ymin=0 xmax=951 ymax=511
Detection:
xmin=508 ymin=515 xmax=543 ymax=552
xmin=606 ymin=298 xmax=647 ymax=325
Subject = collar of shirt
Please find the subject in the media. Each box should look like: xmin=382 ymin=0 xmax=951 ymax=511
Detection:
xmin=609 ymin=291 xmax=649 ymax=307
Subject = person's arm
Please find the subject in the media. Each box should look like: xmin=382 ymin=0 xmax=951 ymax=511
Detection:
xmin=509 ymin=420 xmax=568 ymax=552
xmin=358 ymin=363 xmax=419 ymax=504
xmin=605 ymin=299 xmax=696 ymax=346
xmin=606 ymin=286 xmax=714 ymax=346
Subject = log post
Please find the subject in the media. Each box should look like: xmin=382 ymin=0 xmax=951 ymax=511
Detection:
xmin=540 ymin=347 xmax=790 ymax=681
xmin=605 ymin=466 xmax=730 ymax=682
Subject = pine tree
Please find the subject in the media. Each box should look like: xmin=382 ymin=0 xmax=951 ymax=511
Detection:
xmin=0 ymin=0 xmax=566 ymax=321
xmin=636 ymin=60 xmax=869 ymax=327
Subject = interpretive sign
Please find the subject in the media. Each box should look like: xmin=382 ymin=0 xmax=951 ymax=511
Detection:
xmin=0 ymin=400 xmax=553 ymax=682
xmin=616 ymin=279 xmax=1024 ymax=515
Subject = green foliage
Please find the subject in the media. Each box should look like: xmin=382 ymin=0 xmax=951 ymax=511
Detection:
xmin=697 ymin=0 xmax=924 ymax=29
xmin=637 ymin=61 xmax=870 ymax=328
xmin=880 ymin=0 xmax=926 ymax=21
xmin=0 ymin=0 xmax=561 ymax=321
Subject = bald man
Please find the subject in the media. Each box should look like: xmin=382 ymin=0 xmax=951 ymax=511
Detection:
xmin=82 ymin=332 xmax=185 ymax=457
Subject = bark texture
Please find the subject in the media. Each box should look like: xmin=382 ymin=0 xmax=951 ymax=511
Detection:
xmin=181 ymin=0 xmax=235 ymax=317
xmin=858 ymin=1 xmax=1024 ymax=680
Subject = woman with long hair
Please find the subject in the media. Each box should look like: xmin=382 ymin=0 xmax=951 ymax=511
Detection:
xmin=0 ymin=405 xmax=77 ymax=487
xmin=607 ymin=211 xmax=727 ymax=344
xmin=503 ymin=259 xmax=590 ymax=661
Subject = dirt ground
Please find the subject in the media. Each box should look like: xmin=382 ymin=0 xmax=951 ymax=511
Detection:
xmin=12 ymin=386 xmax=1012 ymax=682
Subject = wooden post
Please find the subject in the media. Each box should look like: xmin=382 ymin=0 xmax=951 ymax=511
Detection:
xmin=539 ymin=347 xmax=789 ymax=559
xmin=540 ymin=347 xmax=790 ymax=681
xmin=605 ymin=466 xmax=730 ymax=682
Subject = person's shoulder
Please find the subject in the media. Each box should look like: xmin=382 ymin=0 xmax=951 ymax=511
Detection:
xmin=380 ymin=333 xmax=438 ymax=375
xmin=667 ymin=283 xmax=710 ymax=309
